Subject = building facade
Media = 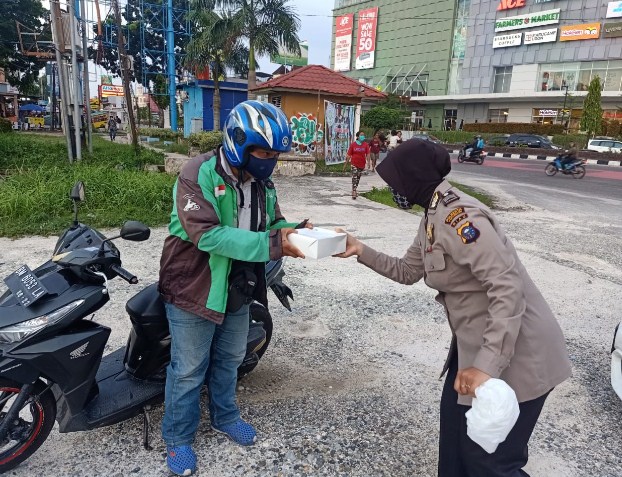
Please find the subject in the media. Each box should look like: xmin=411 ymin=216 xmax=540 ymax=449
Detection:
xmin=332 ymin=0 xmax=622 ymax=130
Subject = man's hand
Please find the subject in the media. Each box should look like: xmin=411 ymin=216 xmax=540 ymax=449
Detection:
xmin=454 ymin=367 xmax=491 ymax=397
xmin=333 ymin=228 xmax=364 ymax=258
xmin=281 ymin=228 xmax=305 ymax=258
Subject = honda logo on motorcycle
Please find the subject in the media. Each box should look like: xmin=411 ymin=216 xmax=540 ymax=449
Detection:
xmin=497 ymin=0 xmax=525 ymax=10
xmin=70 ymin=342 xmax=90 ymax=359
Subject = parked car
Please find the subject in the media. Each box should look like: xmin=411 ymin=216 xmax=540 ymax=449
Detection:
xmin=587 ymin=137 xmax=622 ymax=153
xmin=487 ymin=134 xmax=511 ymax=146
xmin=507 ymin=133 xmax=560 ymax=149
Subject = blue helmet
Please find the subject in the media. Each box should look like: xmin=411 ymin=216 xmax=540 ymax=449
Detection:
xmin=222 ymin=100 xmax=292 ymax=168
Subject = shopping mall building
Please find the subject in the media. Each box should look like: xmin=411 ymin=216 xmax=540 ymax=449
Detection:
xmin=332 ymin=0 xmax=622 ymax=130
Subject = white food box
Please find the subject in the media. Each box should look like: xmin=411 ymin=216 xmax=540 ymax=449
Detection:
xmin=287 ymin=227 xmax=347 ymax=259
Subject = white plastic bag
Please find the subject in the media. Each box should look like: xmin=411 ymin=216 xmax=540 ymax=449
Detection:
xmin=465 ymin=378 xmax=520 ymax=454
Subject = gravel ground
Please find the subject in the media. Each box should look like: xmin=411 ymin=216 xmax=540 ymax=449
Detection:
xmin=0 ymin=171 xmax=621 ymax=477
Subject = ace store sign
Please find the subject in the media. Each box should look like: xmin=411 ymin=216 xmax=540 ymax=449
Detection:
xmin=497 ymin=0 xmax=525 ymax=11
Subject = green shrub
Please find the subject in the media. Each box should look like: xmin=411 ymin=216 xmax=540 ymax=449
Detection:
xmin=138 ymin=127 xmax=183 ymax=141
xmin=188 ymin=131 xmax=223 ymax=153
xmin=463 ymin=122 xmax=564 ymax=135
xmin=551 ymin=134 xmax=588 ymax=148
xmin=0 ymin=118 xmax=13 ymax=133
xmin=426 ymin=131 xmax=499 ymax=144
xmin=362 ymin=106 xmax=405 ymax=130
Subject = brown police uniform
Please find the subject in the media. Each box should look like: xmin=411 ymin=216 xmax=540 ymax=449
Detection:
xmin=358 ymin=179 xmax=572 ymax=406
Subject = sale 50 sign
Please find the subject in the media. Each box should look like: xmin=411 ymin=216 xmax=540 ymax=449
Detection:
xmin=355 ymin=7 xmax=378 ymax=70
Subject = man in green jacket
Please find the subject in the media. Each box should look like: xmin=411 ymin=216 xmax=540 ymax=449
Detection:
xmin=159 ymin=100 xmax=308 ymax=476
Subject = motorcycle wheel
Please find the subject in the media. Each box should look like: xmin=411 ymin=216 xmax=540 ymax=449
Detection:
xmin=457 ymin=152 xmax=465 ymax=163
xmin=0 ymin=379 xmax=56 ymax=473
xmin=572 ymin=165 xmax=586 ymax=179
xmin=544 ymin=164 xmax=558 ymax=176
xmin=477 ymin=157 xmax=484 ymax=165
xmin=237 ymin=303 xmax=274 ymax=377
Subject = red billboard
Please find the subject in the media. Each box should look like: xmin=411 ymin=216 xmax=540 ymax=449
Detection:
xmin=334 ymin=14 xmax=354 ymax=72
xmin=355 ymin=7 xmax=378 ymax=70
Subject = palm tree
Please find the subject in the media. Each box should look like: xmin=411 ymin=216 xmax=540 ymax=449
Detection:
xmin=184 ymin=7 xmax=249 ymax=129
xmin=198 ymin=0 xmax=301 ymax=99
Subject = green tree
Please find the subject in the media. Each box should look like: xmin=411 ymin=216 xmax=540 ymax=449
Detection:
xmin=184 ymin=7 xmax=248 ymax=130
xmin=362 ymin=106 xmax=404 ymax=131
xmin=0 ymin=0 xmax=47 ymax=95
xmin=200 ymin=0 xmax=301 ymax=99
xmin=152 ymin=74 xmax=170 ymax=128
xmin=580 ymin=76 xmax=603 ymax=138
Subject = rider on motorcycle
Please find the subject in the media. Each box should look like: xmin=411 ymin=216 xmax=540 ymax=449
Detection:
xmin=463 ymin=135 xmax=485 ymax=158
xmin=559 ymin=143 xmax=578 ymax=170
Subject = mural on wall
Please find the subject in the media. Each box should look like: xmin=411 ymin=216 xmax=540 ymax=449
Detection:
xmin=324 ymin=101 xmax=356 ymax=165
xmin=289 ymin=113 xmax=324 ymax=156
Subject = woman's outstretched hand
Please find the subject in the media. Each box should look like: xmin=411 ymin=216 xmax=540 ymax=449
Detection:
xmin=334 ymin=228 xmax=364 ymax=258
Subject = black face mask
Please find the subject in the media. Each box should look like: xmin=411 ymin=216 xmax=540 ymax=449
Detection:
xmin=376 ymin=139 xmax=451 ymax=208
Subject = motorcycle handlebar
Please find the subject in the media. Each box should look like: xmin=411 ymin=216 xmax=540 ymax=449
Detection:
xmin=110 ymin=263 xmax=138 ymax=284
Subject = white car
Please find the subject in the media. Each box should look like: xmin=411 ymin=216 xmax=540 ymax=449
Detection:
xmin=587 ymin=138 xmax=622 ymax=153
xmin=612 ymin=323 xmax=622 ymax=400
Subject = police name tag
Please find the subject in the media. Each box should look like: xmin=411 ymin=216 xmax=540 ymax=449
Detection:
xmin=3 ymin=265 xmax=48 ymax=307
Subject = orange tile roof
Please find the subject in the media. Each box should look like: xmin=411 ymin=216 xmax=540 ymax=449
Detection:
xmin=251 ymin=64 xmax=386 ymax=99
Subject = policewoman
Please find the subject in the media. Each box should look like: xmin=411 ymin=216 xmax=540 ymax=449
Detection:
xmin=336 ymin=139 xmax=571 ymax=477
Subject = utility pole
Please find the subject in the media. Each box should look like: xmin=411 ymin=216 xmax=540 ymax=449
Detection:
xmin=50 ymin=0 xmax=74 ymax=163
xmin=112 ymin=0 xmax=139 ymax=151
xmin=166 ymin=0 xmax=177 ymax=131
xmin=80 ymin=0 xmax=93 ymax=154
xmin=68 ymin=0 xmax=82 ymax=161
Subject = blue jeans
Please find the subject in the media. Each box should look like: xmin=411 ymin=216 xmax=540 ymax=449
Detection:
xmin=161 ymin=302 xmax=250 ymax=447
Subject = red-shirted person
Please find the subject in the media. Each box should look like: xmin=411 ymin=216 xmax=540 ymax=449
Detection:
xmin=369 ymin=133 xmax=382 ymax=172
xmin=345 ymin=131 xmax=371 ymax=200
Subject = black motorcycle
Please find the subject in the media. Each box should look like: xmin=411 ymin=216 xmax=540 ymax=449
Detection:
xmin=544 ymin=156 xmax=586 ymax=179
xmin=457 ymin=144 xmax=486 ymax=165
xmin=0 ymin=182 xmax=293 ymax=472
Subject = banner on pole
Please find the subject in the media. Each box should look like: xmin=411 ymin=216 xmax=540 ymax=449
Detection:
xmin=324 ymin=100 xmax=356 ymax=165
xmin=334 ymin=14 xmax=354 ymax=72
xmin=355 ymin=7 xmax=378 ymax=70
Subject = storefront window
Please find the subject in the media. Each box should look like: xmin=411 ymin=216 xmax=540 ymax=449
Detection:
xmin=531 ymin=108 xmax=559 ymax=124
xmin=493 ymin=66 xmax=513 ymax=93
xmin=444 ymin=109 xmax=457 ymax=130
xmin=538 ymin=61 xmax=622 ymax=92
xmin=488 ymin=109 xmax=508 ymax=123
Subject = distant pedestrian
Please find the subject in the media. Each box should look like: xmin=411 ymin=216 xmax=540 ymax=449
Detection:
xmin=369 ymin=133 xmax=382 ymax=171
xmin=388 ymin=130 xmax=399 ymax=151
xmin=396 ymin=131 xmax=403 ymax=145
xmin=345 ymin=131 xmax=370 ymax=200
xmin=108 ymin=115 xmax=118 ymax=141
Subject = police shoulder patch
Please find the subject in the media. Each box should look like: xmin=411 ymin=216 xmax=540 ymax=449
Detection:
xmin=429 ymin=191 xmax=442 ymax=210
xmin=457 ymin=221 xmax=480 ymax=244
xmin=444 ymin=207 xmax=465 ymax=225
xmin=442 ymin=190 xmax=460 ymax=206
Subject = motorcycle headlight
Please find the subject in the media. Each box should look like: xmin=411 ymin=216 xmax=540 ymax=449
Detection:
xmin=0 ymin=300 xmax=85 ymax=344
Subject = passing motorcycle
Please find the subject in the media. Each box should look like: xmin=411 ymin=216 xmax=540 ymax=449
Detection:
xmin=0 ymin=182 xmax=293 ymax=472
xmin=544 ymin=156 xmax=586 ymax=179
xmin=457 ymin=145 xmax=486 ymax=165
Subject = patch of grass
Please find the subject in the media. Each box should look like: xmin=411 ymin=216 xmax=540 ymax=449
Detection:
xmin=314 ymin=160 xmax=351 ymax=175
xmin=0 ymin=133 xmax=175 ymax=237
xmin=0 ymin=133 xmax=165 ymax=171
xmin=361 ymin=182 xmax=495 ymax=211
xmin=150 ymin=139 xmax=191 ymax=155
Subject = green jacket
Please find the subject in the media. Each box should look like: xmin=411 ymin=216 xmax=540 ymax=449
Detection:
xmin=158 ymin=150 xmax=296 ymax=323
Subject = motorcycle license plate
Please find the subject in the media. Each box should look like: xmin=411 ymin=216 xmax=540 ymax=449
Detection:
xmin=3 ymin=265 xmax=49 ymax=307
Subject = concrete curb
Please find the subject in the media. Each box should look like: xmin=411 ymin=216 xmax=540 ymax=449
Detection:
xmin=450 ymin=149 xmax=621 ymax=167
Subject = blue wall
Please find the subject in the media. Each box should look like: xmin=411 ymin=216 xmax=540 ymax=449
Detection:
xmin=202 ymin=81 xmax=248 ymax=132
xmin=181 ymin=80 xmax=248 ymax=138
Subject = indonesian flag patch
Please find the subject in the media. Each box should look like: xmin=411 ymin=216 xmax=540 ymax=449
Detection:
xmin=215 ymin=184 xmax=226 ymax=197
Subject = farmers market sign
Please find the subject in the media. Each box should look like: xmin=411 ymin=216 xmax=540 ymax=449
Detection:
xmin=495 ymin=8 xmax=561 ymax=32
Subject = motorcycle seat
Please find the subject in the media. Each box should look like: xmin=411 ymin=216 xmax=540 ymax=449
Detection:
xmin=125 ymin=282 xmax=167 ymax=326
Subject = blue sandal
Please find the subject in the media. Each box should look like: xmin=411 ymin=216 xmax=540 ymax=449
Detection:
xmin=166 ymin=445 xmax=196 ymax=476
xmin=212 ymin=419 xmax=257 ymax=446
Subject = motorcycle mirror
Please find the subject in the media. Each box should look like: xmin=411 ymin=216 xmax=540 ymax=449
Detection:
xmin=70 ymin=181 xmax=85 ymax=202
xmin=120 ymin=221 xmax=151 ymax=242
